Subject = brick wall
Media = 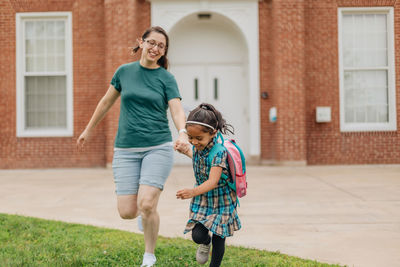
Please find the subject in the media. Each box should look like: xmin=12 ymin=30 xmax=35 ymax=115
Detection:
xmin=1 ymin=0 xmax=399 ymax=168
xmin=0 ymin=0 xmax=107 ymax=168
xmin=0 ymin=1 xmax=16 ymax=168
xmin=259 ymin=0 xmax=400 ymax=165
xmin=259 ymin=0 xmax=275 ymax=161
xmin=304 ymin=0 xmax=400 ymax=164
xmin=103 ymin=0 xmax=150 ymax=165
xmin=259 ymin=0 xmax=308 ymax=164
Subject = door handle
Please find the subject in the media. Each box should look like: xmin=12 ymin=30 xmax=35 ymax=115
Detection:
xmin=214 ymin=78 xmax=218 ymax=100
xmin=194 ymin=78 xmax=198 ymax=100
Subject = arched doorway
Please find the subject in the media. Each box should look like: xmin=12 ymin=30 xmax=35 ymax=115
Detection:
xmin=168 ymin=12 xmax=248 ymax=164
xmin=150 ymin=0 xmax=260 ymax=164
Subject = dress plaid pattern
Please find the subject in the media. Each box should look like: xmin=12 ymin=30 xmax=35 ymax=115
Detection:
xmin=183 ymin=138 xmax=241 ymax=238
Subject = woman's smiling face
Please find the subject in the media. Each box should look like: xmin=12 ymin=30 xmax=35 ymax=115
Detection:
xmin=140 ymin=31 xmax=166 ymax=66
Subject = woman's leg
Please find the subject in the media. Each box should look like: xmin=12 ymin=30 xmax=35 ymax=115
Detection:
xmin=209 ymin=234 xmax=226 ymax=267
xmin=139 ymin=146 xmax=174 ymax=254
xmin=117 ymin=195 xmax=139 ymax=219
xmin=137 ymin=185 xmax=162 ymax=253
xmin=112 ymin=150 xmax=142 ymax=219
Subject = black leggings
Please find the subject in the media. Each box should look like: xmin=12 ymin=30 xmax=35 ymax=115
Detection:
xmin=191 ymin=223 xmax=226 ymax=267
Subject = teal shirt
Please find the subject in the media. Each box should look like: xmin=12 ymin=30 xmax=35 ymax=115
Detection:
xmin=111 ymin=61 xmax=181 ymax=148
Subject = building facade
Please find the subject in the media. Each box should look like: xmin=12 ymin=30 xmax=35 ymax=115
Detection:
xmin=0 ymin=0 xmax=399 ymax=169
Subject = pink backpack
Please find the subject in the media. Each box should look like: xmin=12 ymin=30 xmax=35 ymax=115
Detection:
xmin=208 ymin=132 xmax=247 ymax=198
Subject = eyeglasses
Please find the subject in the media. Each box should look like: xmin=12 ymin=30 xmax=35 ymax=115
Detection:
xmin=144 ymin=39 xmax=166 ymax=50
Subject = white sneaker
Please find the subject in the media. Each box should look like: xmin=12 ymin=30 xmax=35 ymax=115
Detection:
xmin=196 ymin=242 xmax=211 ymax=264
xmin=137 ymin=215 xmax=143 ymax=232
xmin=140 ymin=252 xmax=156 ymax=267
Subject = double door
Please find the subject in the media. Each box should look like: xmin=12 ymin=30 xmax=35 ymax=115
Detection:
xmin=169 ymin=64 xmax=249 ymax=164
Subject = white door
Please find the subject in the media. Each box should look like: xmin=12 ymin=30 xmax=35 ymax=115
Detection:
xmin=154 ymin=5 xmax=260 ymax=164
xmin=168 ymin=65 xmax=204 ymax=165
xmin=206 ymin=64 xmax=248 ymax=153
xmin=169 ymin=64 xmax=248 ymax=164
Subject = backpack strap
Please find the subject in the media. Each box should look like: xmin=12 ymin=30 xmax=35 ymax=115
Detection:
xmin=208 ymin=133 xmax=228 ymax=180
xmin=208 ymin=133 xmax=240 ymax=207
xmin=208 ymin=143 xmax=228 ymax=178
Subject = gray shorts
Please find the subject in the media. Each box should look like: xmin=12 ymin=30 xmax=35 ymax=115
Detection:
xmin=112 ymin=144 xmax=174 ymax=195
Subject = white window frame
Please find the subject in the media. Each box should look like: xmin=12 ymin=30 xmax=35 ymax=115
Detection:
xmin=338 ymin=7 xmax=397 ymax=132
xmin=16 ymin=12 xmax=73 ymax=137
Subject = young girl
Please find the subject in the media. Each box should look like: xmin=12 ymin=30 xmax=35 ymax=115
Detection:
xmin=175 ymin=103 xmax=241 ymax=267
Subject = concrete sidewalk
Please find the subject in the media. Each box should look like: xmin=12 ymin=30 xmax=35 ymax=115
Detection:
xmin=0 ymin=165 xmax=399 ymax=267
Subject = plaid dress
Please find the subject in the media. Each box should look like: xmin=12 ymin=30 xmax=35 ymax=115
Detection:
xmin=183 ymin=138 xmax=241 ymax=238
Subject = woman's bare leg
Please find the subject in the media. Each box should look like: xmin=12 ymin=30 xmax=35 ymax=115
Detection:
xmin=116 ymin=194 xmax=139 ymax=219
xmin=137 ymin=185 xmax=162 ymax=253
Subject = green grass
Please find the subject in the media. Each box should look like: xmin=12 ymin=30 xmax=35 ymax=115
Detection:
xmin=0 ymin=213 xmax=345 ymax=267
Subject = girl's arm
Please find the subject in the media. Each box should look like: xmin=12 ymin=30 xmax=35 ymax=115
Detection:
xmin=176 ymin=166 xmax=222 ymax=199
xmin=176 ymin=143 xmax=193 ymax=158
xmin=77 ymin=85 xmax=120 ymax=150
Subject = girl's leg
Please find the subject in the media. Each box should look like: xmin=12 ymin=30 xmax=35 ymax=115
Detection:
xmin=192 ymin=223 xmax=212 ymax=265
xmin=209 ymin=234 xmax=226 ymax=267
xmin=192 ymin=223 xmax=211 ymax=245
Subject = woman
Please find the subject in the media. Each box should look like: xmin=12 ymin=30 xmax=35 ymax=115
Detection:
xmin=77 ymin=26 xmax=187 ymax=267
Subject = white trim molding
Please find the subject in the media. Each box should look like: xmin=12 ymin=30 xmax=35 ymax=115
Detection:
xmin=16 ymin=12 xmax=73 ymax=137
xmin=338 ymin=7 xmax=397 ymax=132
xmin=149 ymin=0 xmax=260 ymax=157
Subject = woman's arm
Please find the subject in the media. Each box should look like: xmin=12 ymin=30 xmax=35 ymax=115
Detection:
xmin=169 ymin=98 xmax=186 ymax=130
xmin=77 ymin=85 xmax=120 ymax=149
xmin=169 ymin=98 xmax=189 ymax=151
xmin=176 ymin=166 xmax=222 ymax=199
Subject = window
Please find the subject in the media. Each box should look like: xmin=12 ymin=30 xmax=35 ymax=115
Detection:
xmin=338 ymin=7 xmax=396 ymax=132
xmin=16 ymin=12 xmax=73 ymax=137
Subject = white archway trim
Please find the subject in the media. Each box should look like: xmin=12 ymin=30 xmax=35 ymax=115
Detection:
xmin=149 ymin=0 xmax=260 ymax=158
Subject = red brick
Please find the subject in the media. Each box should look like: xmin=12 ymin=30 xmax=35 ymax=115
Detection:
xmin=1 ymin=0 xmax=399 ymax=168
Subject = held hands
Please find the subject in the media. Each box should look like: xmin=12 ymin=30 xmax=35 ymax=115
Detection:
xmin=174 ymin=142 xmax=191 ymax=156
xmin=174 ymin=131 xmax=191 ymax=156
xmin=176 ymin=188 xmax=195 ymax=200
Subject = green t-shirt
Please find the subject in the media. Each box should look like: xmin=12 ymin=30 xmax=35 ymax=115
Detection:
xmin=110 ymin=61 xmax=181 ymax=148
